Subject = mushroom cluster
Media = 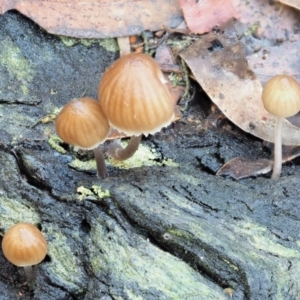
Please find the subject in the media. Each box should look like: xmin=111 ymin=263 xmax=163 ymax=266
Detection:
xmin=54 ymin=53 xmax=175 ymax=177
xmin=262 ymin=75 xmax=300 ymax=179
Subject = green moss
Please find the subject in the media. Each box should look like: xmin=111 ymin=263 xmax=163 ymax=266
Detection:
xmin=48 ymin=135 xmax=66 ymax=154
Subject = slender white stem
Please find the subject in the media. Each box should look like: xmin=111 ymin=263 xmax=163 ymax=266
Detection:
xmin=271 ymin=116 xmax=283 ymax=179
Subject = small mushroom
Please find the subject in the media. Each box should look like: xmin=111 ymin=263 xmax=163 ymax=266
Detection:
xmin=262 ymin=75 xmax=300 ymax=179
xmin=98 ymin=53 xmax=175 ymax=161
xmin=2 ymin=223 xmax=48 ymax=284
xmin=55 ymin=97 xmax=110 ymax=178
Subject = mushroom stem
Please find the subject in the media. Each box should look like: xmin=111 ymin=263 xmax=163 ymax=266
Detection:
xmin=271 ymin=116 xmax=283 ymax=180
xmin=93 ymin=146 xmax=107 ymax=178
xmin=24 ymin=265 xmax=36 ymax=287
xmin=108 ymin=135 xmax=142 ymax=161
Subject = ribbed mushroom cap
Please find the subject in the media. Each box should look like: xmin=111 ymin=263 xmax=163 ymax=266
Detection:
xmin=262 ymin=75 xmax=300 ymax=118
xmin=98 ymin=53 xmax=174 ymax=136
xmin=55 ymin=97 xmax=110 ymax=149
xmin=2 ymin=223 xmax=48 ymax=267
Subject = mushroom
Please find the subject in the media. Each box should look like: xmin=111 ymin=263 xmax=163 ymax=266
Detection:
xmin=98 ymin=53 xmax=175 ymax=161
xmin=55 ymin=97 xmax=110 ymax=178
xmin=2 ymin=222 xmax=48 ymax=284
xmin=262 ymin=75 xmax=300 ymax=179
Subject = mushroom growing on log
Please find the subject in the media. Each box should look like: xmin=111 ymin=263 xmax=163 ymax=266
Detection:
xmin=98 ymin=53 xmax=175 ymax=161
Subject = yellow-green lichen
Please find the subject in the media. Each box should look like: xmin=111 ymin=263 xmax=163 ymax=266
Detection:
xmin=77 ymin=186 xmax=95 ymax=201
xmin=69 ymin=142 xmax=177 ymax=173
xmin=59 ymin=36 xmax=118 ymax=52
xmin=76 ymin=185 xmax=110 ymax=201
xmin=237 ymin=221 xmax=300 ymax=258
xmin=46 ymin=224 xmax=85 ymax=293
xmin=89 ymin=216 xmax=227 ymax=299
xmin=69 ymin=158 xmax=96 ymax=171
xmin=108 ymin=142 xmax=178 ymax=169
xmin=48 ymin=135 xmax=66 ymax=154
xmin=0 ymin=194 xmax=40 ymax=230
xmin=32 ymin=108 xmax=61 ymax=128
xmin=0 ymin=37 xmax=34 ymax=92
xmin=98 ymin=39 xmax=118 ymax=52
xmin=92 ymin=185 xmax=110 ymax=198
xmin=221 ymin=258 xmax=239 ymax=271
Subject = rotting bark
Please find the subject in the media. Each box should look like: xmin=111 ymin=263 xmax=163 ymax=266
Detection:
xmin=0 ymin=11 xmax=300 ymax=300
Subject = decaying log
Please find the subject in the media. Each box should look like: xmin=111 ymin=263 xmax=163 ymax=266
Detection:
xmin=0 ymin=11 xmax=299 ymax=300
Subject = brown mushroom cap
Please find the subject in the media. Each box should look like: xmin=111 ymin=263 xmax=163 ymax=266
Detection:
xmin=2 ymin=223 xmax=48 ymax=267
xmin=98 ymin=53 xmax=174 ymax=136
xmin=262 ymin=75 xmax=300 ymax=118
xmin=55 ymin=97 xmax=110 ymax=149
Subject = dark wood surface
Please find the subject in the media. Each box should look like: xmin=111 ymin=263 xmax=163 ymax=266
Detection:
xmin=0 ymin=11 xmax=299 ymax=300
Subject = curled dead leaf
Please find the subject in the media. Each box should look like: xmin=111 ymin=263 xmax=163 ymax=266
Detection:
xmin=180 ymin=21 xmax=300 ymax=146
xmin=217 ymin=157 xmax=273 ymax=180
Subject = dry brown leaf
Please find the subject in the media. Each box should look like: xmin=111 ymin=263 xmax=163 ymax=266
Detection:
xmin=278 ymin=0 xmax=300 ymax=9
xmin=0 ymin=0 xmax=183 ymax=38
xmin=179 ymin=0 xmax=240 ymax=34
xmin=247 ymin=40 xmax=300 ymax=86
xmin=218 ymin=144 xmax=300 ymax=180
xmin=236 ymin=0 xmax=300 ymax=41
xmin=216 ymin=157 xmax=272 ymax=180
xmin=180 ymin=21 xmax=300 ymax=146
xmin=155 ymin=41 xmax=181 ymax=74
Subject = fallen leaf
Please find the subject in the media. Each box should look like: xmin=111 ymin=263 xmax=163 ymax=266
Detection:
xmin=264 ymin=143 xmax=300 ymax=163
xmin=236 ymin=0 xmax=300 ymax=41
xmin=216 ymin=157 xmax=272 ymax=180
xmin=217 ymin=144 xmax=300 ymax=180
xmin=278 ymin=0 xmax=300 ymax=9
xmin=0 ymin=0 xmax=183 ymax=38
xmin=247 ymin=40 xmax=300 ymax=86
xmin=180 ymin=21 xmax=300 ymax=145
xmin=179 ymin=0 xmax=240 ymax=34
xmin=155 ymin=41 xmax=181 ymax=74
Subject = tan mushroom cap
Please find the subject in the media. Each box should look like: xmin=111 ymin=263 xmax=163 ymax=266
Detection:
xmin=98 ymin=53 xmax=175 ymax=136
xmin=262 ymin=75 xmax=300 ymax=118
xmin=55 ymin=97 xmax=110 ymax=150
xmin=2 ymin=223 xmax=48 ymax=267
